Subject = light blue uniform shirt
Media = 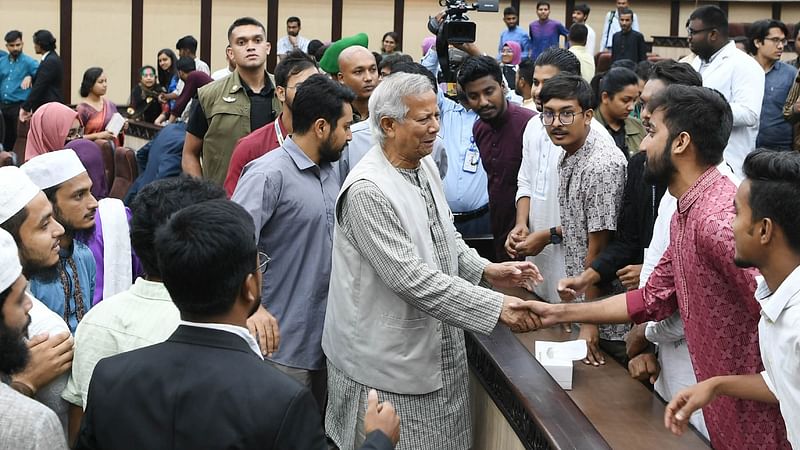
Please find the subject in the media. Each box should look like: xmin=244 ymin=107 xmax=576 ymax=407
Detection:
xmin=232 ymin=136 xmax=339 ymax=370
xmin=498 ymin=26 xmax=531 ymax=59
xmin=29 ymin=240 xmax=96 ymax=333
xmin=0 ymin=52 xmax=38 ymax=104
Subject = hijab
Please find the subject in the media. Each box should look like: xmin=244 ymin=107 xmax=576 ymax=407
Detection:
xmin=65 ymin=139 xmax=108 ymax=199
xmin=24 ymin=102 xmax=78 ymax=162
xmin=503 ymin=41 xmax=522 ymax=65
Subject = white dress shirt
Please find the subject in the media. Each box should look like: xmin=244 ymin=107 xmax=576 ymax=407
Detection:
xmin=585 ymin=24 xmax=597 ymax=56
xmin=755 ymin=267 xmax=800 ymax=448
xmin=691 ymin=41 xmax=764 ymax=178
xmin=179 ymin=320 xmax=263 ymax=359
xmin=516 ymin=117 xmax=612 ymax=303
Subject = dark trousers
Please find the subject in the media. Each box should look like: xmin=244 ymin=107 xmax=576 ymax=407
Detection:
xmin=1 ymin=103 xmax=21 ymax=152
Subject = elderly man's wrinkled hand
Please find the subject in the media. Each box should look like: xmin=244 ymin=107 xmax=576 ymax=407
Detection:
xmin=484 ymin=261 xmax=543 ymax=289
xmin=500 ymin=296 xmax=546 ymax=333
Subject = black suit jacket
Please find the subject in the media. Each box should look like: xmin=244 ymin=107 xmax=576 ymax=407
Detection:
xmin=22 ymin=51 xmax=63 ymax=111
xmin=75 ymin=325 xmax=393 ymax=450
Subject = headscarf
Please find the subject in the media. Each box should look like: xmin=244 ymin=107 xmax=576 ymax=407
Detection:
xmin=421 ymin=36 xmax=436 ymax=57
xmin=24 ymin=102 xmax=79 ymax=162
xmin=503 ymin=41 xmax=522 ymax=65
xmin=66 ymin=139 xmax=108 ymax=199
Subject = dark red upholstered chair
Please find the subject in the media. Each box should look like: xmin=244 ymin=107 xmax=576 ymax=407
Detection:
xmin=12 ymin=119 xmax=29 ymax=164
xmin=108 ymin=147 xmax=138 ymax=200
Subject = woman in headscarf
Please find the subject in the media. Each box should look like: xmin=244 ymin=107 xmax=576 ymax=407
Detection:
xmin=76 ymin=67 xmax=125 ymax=146
xmin=127 ymin=65 xmax=164 ymax=123
xmin=24 ymin=102 xmax=80 ymax=161
xmin=65 ymin=139 xmax=109 ymax=199
xmin=500 ymin=41 xmax=522 ymax=89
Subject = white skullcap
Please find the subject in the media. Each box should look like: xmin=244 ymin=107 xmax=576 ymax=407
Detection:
xmin=0 ymin=166 xmax=40 ymax=224
xmin=22 ymin=149 xmax=87 ymax=190
xmin=0 ymin=228 xmax=22 ymax=293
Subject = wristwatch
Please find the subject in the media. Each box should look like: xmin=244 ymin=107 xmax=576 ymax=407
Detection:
xmin=549 ymin=227 xmax=562 ymax=245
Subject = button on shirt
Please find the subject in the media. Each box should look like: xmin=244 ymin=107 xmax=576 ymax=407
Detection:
xmin=755 ymin=267 xmax=800 ymax=448
xmin=232 ymin=136 xmax=339 ymax=370
xmin=691 ymin=41 xmax=764 ymax=177
xmin=757 ymin=60 xmax=796 ymax=151
xmin=0 ymin=52 xmax=38 ymax=104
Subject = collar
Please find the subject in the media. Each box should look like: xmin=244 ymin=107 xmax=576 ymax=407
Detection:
xmin=41 ymin=51 xmax=50 ymax=61
xmin=228 ymin=71 xmax=274 ymax=96
xmin=282 ymin=136 xmax=320 ymax=172
xmin=562 ymin=126 xmax=598 ymax=163
xmin=755 ymin=265 xmax=800 ymax=322
xmin=677 ymin=165 xmax=722 ymax=214
xmin=522 ymin=98 xmax=536 ymax=109
xmin=178 ymin=320 xmax=263 ymax=359
xmin=129 ymin=277 xmax=171 ymax=302
xmin=487 ymin=100 xmax=512 ymax=129
xmin=765 ymin=60 xmax=785 ymax=75
xmin=701 ymin=41 xmax=733 ymax=65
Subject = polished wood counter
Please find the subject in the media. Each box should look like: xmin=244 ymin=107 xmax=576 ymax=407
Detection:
xmin=467 ymin=325 xmax=710 ymax=449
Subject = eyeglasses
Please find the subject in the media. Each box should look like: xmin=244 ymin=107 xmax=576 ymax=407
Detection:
xmin=258 ymin=251 xmax=271 ymax=274
xmin=541 ymin=110 xmax=585 ymax=126
xmin=763 ymin=37 xmax=788 ymax=46
xmin=686 ymin=27 xmax=715 ymax=37
xmin=66 ymin=126 xmax=84 ymax=142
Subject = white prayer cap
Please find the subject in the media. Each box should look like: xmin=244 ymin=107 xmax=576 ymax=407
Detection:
xmin=22 ymin=149 xmax=87 ymax=190
xmin=0 ymin=228 xmax=22 ymax=294
xmin=0 ymin=166 xmax=40 ymax=224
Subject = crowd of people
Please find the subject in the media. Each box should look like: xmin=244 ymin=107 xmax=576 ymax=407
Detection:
xmin=1 ymin=2 xmax=799 ymax=449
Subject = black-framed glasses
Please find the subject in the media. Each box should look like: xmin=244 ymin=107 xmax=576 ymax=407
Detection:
xmin=258 ymin=251 xmax=271 ymax=274
xmin=686 ymin=27 xmax=715 ymax=37
xmin=763 ymin=37 xmax=788 ymax=46
xmin=541 ymin=110 xmax=585 ymax=126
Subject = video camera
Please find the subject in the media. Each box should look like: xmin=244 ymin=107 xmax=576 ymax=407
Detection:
xmin=428 ymin=0 xmax=499 ymax=90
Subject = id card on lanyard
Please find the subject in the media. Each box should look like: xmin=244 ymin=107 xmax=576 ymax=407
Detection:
xmin=463 ymin=136 xmax=479 ymax=173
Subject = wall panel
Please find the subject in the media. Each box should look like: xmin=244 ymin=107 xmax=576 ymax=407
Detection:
xmin=209 ymin=0 xmax=267 ymax=74
xmin=72 ymin=0 xmax=132 ymax=104
xmin=142 ymin=0 xmax=200 ymax=78
xmin=727 ymin=2 xmax=773 ymax=23
xmin=277 ymin=0 xmax=332 ymax=43
xmin=342 ymin=0 xmax=393 ymax=53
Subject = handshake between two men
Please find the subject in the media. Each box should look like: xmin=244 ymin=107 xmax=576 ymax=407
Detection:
xmin=481 ymin=260 xmax=558 ymax=333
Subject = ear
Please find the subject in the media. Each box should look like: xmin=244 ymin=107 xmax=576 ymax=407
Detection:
xmin=601 ymin=91 xmax=610 ymax=104
xmin=337 ymin=72 xmax=344 ymax=83
xmin=760 ymin=217 xmax=775 ymax=246
xmin=239 ymin=272 xmax=259 ymax=311
xmin=275 ymin=86 xmax=286 ymax=103
xmin=265 ymin=42 xmax=272 ymax=55
xmin=671 ymin=131 xmax=691 ymax=157
xmin=380 ymin=116 xmax=396 ymax=139
xmin=583 ymin=108 xmax=594 ymax=124
xmin=313 ymin=118 xmax=328 ymax=139
xmin=226 ymin=46 xmax=234 ymax=60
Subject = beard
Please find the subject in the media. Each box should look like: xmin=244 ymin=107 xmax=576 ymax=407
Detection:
xmin=643 ymin=140 xmax=676 ymax=186
xmin=0 ymin=317 xmax=30 ymax=376
xmin=734 ymin=257 xmax=756 ymax=269
xmin=319 ymin=133 xmax=345 ymax=163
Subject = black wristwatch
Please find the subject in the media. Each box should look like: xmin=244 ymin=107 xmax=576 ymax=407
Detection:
xmin=549 ymin=227 xmax=562 ymax=245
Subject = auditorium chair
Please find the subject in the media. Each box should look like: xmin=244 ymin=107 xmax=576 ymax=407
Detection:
xmin=595 ymin=51 xmax=613 ymax=74
xmin=108 ymin=146 xmax=138 ymax=200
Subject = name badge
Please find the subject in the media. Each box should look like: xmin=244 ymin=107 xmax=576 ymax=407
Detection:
xmin=463 ymin=137 xmax=479 ymax=173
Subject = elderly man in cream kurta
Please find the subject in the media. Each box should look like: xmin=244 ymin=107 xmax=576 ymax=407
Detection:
xmin=322 ymin=72 xmax=544 ymax=450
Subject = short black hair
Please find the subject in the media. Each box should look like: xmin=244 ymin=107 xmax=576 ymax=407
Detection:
xmin=274 ymin=50 xmax=318 ymax=88
xmin=32 ymin=30 xmax=56 ymax=52
xmin=391 ymin=62 xmax=438 ymax=94
xmin=457 ymin=56 xmax=504 ymax=89
xmin=155 ymin=199 xmax=256 ymax=318
xmin=743 ymin=149 xmax=800 ymax=253
xmin=518 ymin=58 xmax=535 ymax=85
xmin=610 ymin=59 xmax=637 ymax=71
xmin=647 ymin=85 xmax=732 ymax=167
xmin=307 ymin=39 xmax=324 ymax=60
xmin=540 ymin=74 xmax=594 ymax=110
xmin=747 ymin=19 xmax=788 ymax=54
xmin=574 ymin=3 xmax=590 ymax=16
xmin=228 ymin=17 xmax=266 ymax=42
xmin=4 ymin=30 xmax=22 ymax=43
xmin=635 ymin=60 xmax=652 ymax=81
xmin=176 ymin=35 xmax=198 ymax=53
xmin=176 ymin=57 xmax=196 ymax=73
xmin=314 ymin=44 xmax=329 ymax=62
xmin=534 ymin=47 xmax=581 ymax=76
xmin=503 ymin=6 xmax=518 ymax=16
xmin=130 ymin=176 xmax=225 ymax=278
xmin=598 ymin=67 xmax=639 ymax=98
xmin=79 ymin=67 xmax=103 ymax=98
xmin=292 ymin=74 xmax=356 ymax=135
xmin=537 ymin=1 xmax=551 ymax=8
xmin=647 ymin=60 xmax=702 ymax=87
xmin=688 ymin=5 xmax=729 ymax=37
xmin=619 ymin=7 xmax=634 ymax=18
xmin=569 ymin=23 xmax=588 ymax=46
xmin=287 ymin=16 xmax=301 ymax=26
xmin=378 ymin=53 xmax=413 ymax=73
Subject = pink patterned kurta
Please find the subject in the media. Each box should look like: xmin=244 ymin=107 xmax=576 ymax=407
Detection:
xmin=626 ymin=167 xmax=789 ymax=449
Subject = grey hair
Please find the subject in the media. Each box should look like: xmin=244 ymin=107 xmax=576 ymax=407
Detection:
xmin=369 ymin=72 xmax=436 ymax=147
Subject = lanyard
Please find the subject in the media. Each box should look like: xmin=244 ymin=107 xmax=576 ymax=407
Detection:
xmin=275 ymin=118 xmax=285 ymax=147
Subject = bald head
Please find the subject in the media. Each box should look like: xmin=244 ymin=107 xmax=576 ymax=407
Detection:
xmin=337 ymin=46 xmax=378 ymax=102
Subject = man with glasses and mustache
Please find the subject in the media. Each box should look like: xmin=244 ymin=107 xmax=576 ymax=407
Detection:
xmin=687 ymin=5 xmax=763 ymax=177
xmin=748 ymin=19 xmax=795 ymax=151
xmin=233 ymin=75 xmax=354 ymax=411
xmin=0 ymin=228 xmax=68 ymax=450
